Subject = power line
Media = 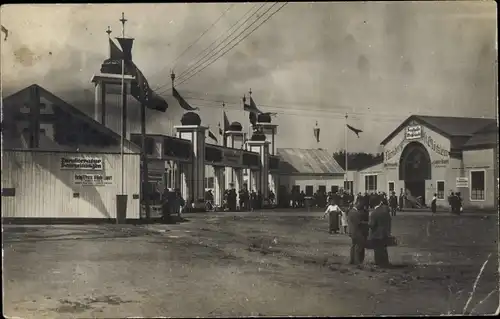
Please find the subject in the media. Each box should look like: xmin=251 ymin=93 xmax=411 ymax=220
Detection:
xmin=154 ymin=3 xmax=265 ymax=92
xmin=174 ymin=3 xmax=271 ymax=83
xmin=170 ymin=4 xmax=235 ymax=73
xmin=171 ymin=2 xmax=288 ymax=90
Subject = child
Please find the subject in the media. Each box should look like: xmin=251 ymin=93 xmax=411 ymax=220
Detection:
xmin=431 ymin=193 xmax=437 ymax=215
xmin=323 ymin=200 xmax=343 ymax=234
xmin=340 ymin=205 xmax=349 ymax=234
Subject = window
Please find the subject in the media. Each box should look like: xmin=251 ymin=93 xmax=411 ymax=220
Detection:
xmin=205 ymin=177 xmax=214 ymax=189
xmin=292 ymin=185 xmax=300 ymax=194
xmin=343 ymin=181 xmax=353 ymax=192
xmin=305 ymin=185 xmax=313 ymax=196
xmin=365 ymin=175 xmax=377 ymax=192
xmin=436 ymin=181 xmax=445 ymax=200
xmin=318 ymin=185 xmax=326 ymax=194
xmin=388 ymin=182 xmax=395 ymax=193
xmin=470 ymin=170 xmax=485 ymax=201
xmin=331 ymin=186 xmax=339 ymax=194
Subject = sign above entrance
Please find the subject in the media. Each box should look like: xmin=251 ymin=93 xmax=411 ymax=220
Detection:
xmin=61 ymin=157 xmax=103 ymax=170
xmin=405 ymin=125 xmax=422 ymax=140
xmin=456 ymin=177 xmax=469 ymax=188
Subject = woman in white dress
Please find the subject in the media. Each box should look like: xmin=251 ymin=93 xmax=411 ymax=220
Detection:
xmin=323 ymin=200 xmax=344 ymax=234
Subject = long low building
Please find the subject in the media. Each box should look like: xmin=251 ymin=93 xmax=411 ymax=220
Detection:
xmin=348 ymin=115 xmax=498 ymax=210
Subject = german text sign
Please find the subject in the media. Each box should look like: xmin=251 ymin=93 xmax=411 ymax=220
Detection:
xmin=61 ymin=157 xmax=103 ymax=170
xmin=405 ymin=125 xmax=422 ymax=140
xmin=74 ymin=174 xmax=113 ymax=186
xmin=456 ymin=177 xmax=469 ymax=188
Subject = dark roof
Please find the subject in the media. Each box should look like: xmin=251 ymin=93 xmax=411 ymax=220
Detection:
xmin=462 ymin=122 xmax=499 ymax=149
xmin=2 ymin=84 xmax=140 ymax=153
xmin=277 ymin=148 xmax=344 ymax=175
xmin=380 ymin=115 xmax=497 ymax=147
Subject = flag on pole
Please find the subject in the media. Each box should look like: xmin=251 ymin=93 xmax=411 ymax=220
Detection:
xmin=313 ymin=121 xmax=320 ymax=143
xmin=208 ymin=129 xmax=218 ymax=143
xmin=172 ymin=87 xmax=199 ymax=111
xmin=346 ymin=124 xmax=363 ymax=137
xmin=218 ymin=111 xmax=230 ymax=135
xmin=130 ymin=65 xmax=169 ymax=112
xmin=109 ymin=38 xmax=123 ymax=60
xmin=243 ymin=97 xmax=263 ymax=114
xmin=116 ymin=37 xmax=134 ymax=62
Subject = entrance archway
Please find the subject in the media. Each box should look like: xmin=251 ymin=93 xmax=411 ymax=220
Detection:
xmin=399 ymin=142 xmax=431 ymax=204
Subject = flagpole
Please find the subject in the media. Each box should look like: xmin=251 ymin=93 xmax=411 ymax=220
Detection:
xmin=221 ymin=101 xmax=225 ymax=146
xmin=344 ymin=113 xmax=348 ymax=192
xmin=120 ymin=12 xmax=126 ymax=196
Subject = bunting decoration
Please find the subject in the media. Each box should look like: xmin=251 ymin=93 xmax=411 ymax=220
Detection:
xmin=313 ymin=121 xmax=320 ymax=143
xmin=172 ymin=87 xmax=199 ymax=111
xmin=346 ymin=124 xmax=363 ymax=138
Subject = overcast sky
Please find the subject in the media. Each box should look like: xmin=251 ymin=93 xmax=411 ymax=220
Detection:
xmin=1 ymin=2 xmax=497 ymax=153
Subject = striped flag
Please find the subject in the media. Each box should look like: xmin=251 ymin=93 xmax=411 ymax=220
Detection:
xmin=346 ymin=124 xmax=363 ymax=138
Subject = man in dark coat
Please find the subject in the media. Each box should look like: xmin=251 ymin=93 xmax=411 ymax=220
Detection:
xmin=348 ymin=203 xmax=369 ymax=265
xmin=368 ymin=197 xmax=392 ymax=267
xmin=389 ymin=191 xmax=398 ymax=216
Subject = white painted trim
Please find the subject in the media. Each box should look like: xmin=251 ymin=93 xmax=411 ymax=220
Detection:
xmin=364 ymin=174 xmax=378 ymax=192
xmin=435 ymin=180 xmax=445 ymax=200
xmin=469 ymin=169 xmax=487 ymax=202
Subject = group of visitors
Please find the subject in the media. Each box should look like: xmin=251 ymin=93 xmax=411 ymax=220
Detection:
xmin=205 ymin=184 xmax=276 ymax=212
xmin=324 ymin=192 xmax=395 ymax=268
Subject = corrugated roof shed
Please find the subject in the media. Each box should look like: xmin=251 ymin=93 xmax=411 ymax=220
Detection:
xmin=277 ymin=148 xmax=345 ymax=175
xmin=415 ymin=115 xmax=496 ymax=137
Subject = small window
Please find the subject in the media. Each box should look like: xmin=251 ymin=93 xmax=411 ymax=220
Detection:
xmin=318 ymin=185 xmax=326 ymax=194
xmin=365 ymin=175 xmax=377 ymax=192
xmin=2 ymin=188 xmax=16 ymax=197
xmin=39 ymin=129 xmax=46 ymax=135
xmin=305 ymin=185 xmax=313 ymax=196
xmin=471 ymin=171 xmax=485 ymax=201
xmin=388 ymin=182 xmax=395 ymax=193
xmin=436 ymin=181 xmax=445 ymax=200
xmin=331 ymin=185 xmax=339 ymax=194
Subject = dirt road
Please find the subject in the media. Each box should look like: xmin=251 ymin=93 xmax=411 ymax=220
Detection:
xmin=3 ymin=211 xmax=499 ymax=317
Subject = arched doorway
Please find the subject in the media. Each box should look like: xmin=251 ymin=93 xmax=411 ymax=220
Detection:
xmin=399 ymin=142 xmax=431 ymax=204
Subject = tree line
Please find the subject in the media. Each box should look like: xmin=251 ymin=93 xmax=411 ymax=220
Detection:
xmin=332 ymin=151 xmax=384 ymax=171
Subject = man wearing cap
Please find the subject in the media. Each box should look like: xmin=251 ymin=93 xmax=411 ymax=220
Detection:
xmin=347 ymin=202 xmax=369 ymax=265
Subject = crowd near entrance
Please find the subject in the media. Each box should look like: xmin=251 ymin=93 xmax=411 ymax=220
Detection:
xmin=399 ymin=142 xmax=432 ymax=205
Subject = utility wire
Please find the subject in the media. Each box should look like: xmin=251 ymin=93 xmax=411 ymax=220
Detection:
xmin=170 ymin=2 xmax=288 ymax=90
xmin=175 ymin=2 xmax=271 ymax=83
xmin=161 ymin=4 xmax=235 ymax=81
xmin=154 ymin=3 xmax=265 ymax=93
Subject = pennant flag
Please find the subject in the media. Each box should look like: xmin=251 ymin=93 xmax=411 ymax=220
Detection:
xmin=172 ymin=87 xmax=199 ymax=111
xmin=249 ymin=112 xmax=257 ymax=126
xmin=109 ymin=38 xmax=123 ymax=60
xmin=243 ymin=97 xmax=263 ymax=114
xmin=218 ymin=122 xmax=223 ymax=136
xmin=313 ymin=121 xmax=320 ymax=143
xmin=130 ymin=64 xmax=168 ymax=112
xmin=224 ymin=111 xmax=230 ymax=131
xmin=1 ymin=24 xmax=8 ymax=41
xmin=116 ymin=37 xmax=134 ymax=62
xmin=208 ymin=130 xmax=218 ymax=143
xmin=347 ymin=124 xmax=363 ymax=138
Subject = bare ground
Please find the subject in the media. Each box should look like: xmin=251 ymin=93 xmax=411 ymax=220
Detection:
xmin=3 ymin=211 xmax=499 ymax=318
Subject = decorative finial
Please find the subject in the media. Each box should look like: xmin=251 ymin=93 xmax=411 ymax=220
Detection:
xmin=119 ymin=12 xmax=127 ymax=38
xmin=222 ymin=101 xmax=225 ymax=108
xmin=106 ymin=26 xmax=112 ymax=38
xmin=249 ymin=88 xmax=252 ymax=96
xmin=170 ymin=70 xmax=175 ymax=82
xmin=345 ymin=113 xmax=348 ymax=119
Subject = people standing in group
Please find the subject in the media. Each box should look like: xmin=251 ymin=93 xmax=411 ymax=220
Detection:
xmin=389 ymin=191 xmax=398 ymax=216
xmin=368 ymin=196 xmax=393 ymax=267
xmin=431 ymin=193 xmax=437 ymax=214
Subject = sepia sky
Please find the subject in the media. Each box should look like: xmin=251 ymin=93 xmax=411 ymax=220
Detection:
xmin=1 ymin=2 xmax=497 ymax=153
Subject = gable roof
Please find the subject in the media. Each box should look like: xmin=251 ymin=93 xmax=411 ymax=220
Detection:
xmin=2 ymin=84 xmax=140 ymax=153
xmin=277 ymin=148 xmax=345 ymax=175
xmin=462 ymin=122 xmax=499 ymax=149
xmin=380 ymin=115 xmax=497 ymax=147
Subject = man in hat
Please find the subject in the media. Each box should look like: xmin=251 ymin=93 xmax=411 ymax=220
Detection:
xmin=347 ymin=202 xmax=369 ymax=265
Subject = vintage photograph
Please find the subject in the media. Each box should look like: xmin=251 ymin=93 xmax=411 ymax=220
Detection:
xmin=1 ymin=1 xmax=498 ymax=317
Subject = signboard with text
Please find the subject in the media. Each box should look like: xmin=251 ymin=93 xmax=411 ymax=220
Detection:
xmin=405 ymin=125 xmax=422 ymax=140
xmin=61 ymin=157 xmax=103 ymax=171
xmin=456 ymin=177 xmax=469 ymax=188
xmin=74 ymin=174 xmax=113 ymax=186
